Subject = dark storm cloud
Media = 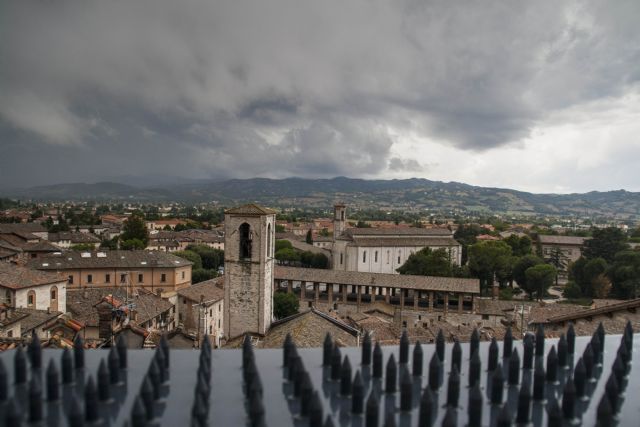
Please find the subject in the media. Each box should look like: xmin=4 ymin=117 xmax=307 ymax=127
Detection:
xmin=0 ymin=0 xmax=639 ymax=186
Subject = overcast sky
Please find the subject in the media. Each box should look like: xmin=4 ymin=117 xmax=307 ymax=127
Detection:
xmin=1 ymin=0 xmax=639 ymax=193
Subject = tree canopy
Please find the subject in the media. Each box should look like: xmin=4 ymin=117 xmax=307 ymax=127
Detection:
xmin=174 ymin=250 xmax=203 ymax=270
xmin=467 ymin=240 xmax=512 ymax=294
xmin=273 ymin=292 xmax=299 ymax=319
xmin=582 ymin=227 xmax=629 ymax=263
xmin=121 ymin=214 xmax=149 ymax=245
xmin=397 ymin=247 xmax=452 ymax=277
xmin=524 ymin=264 xmax=557 ymax=300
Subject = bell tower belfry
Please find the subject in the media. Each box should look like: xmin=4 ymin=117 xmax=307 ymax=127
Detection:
xmin=333 ymin=203 xmax=347 ymax=241
xmin=223 ymin=204 xmax=276 ymax=339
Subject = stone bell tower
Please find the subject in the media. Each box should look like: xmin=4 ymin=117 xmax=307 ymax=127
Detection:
xmin=333 ymin=203 xmax=347 ymax=241
xmin=223 ymin=204 xmax=276 ymax=339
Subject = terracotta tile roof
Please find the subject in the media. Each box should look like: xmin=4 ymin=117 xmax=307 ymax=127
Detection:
xmin=30 ymin=250 xmax=191 ymax=270
xmin=538 ymin=235 xmax=588 ymax=245
xmin=16 ymin=308 xmax=62 ymax=334
xmin=48 ymin=232 xmax=101 ymax=244
xmin=0 ymin=223 xmax=47 ymax=234
xmin=345 ymin=227 xmax=453 ymax=237
xmin=350 ymin=237 xmax=460 ymax=247
xmin=544 ymin=298 xmax=640 ymax=324
xmin=0 ymin=263 xmax=66 ymax=289
xmin=224 ymin=204 xmax=277 ymax=216
xmin=274 ymin=266 xmax=480 ymax=294
xmin=0 ymin=248 xmax=17 ymax=259
xmin=177 ymin=277 xmax=224 ymax=304
xmin=528 ymin=304 xmax=590 ymax=325
xmin=475 ymin=299 xmax=537 ymax=316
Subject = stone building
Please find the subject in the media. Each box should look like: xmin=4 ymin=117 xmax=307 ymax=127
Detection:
xmin=223 ymin=204 xmax=276 ymax=339
xmin=30 ymin=250 xmax=192 ymax=296
xmin=0 ymin=262 xmax=67 ymax=312
xmin=537 ymin=235 xmax=588 ymax=282
xmin=313 ymin=204 xmax=462 ymax=274
xmin=177 ymin=277 xmax=224 ymax=347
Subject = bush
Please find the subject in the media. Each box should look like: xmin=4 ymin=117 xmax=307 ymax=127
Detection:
xmin=120 ymin=238 xmax=146 ymax=250
xmin=192 ymin=269 xmax=218 ymax=284
xmin=273 ymin=292 xmax=299 ymax=319
xmin=174 ymin=250 xmax=203 ymax=269
xmin=499 ymin=288 xmax=513 ymax=300
xmin=563 ymin=281 xmax=583 ymax=299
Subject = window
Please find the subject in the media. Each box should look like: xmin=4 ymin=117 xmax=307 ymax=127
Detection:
xmin=138 ymin=274 xmax=144 ymax=283
xmin=387 ymin=251 xmax=390 ymax=264
xmin=105 ymin=274 xmax=110 ymax=283
xmin=87 ymin=274 xmax=93 ymax=284
xmin=182 ymin=271 xmax=185 ymax=279
xmin=239 ymin=223 xmax=252 ymax=259
xmin=31 ymin=253 xmax=37 ymax=259
xmin=51 ymin=288 xmax=56 ymax=300
xmin=5 ymin=290 xmax=12 ymax=306
xmin=218 ymin=319 xmax=220 ymax=328
xmin=120 ymin=274 xmax=126 ymax=284
xmin=398 ymin=255 xmax=401 ymax=264
xmin=209 ymin=326 xmax=212 ymax=334
xmin=161 ymin=274 xmax=166 ymax=283
xmin=363 ymin=251 xmax=367 ymax=263
xmin=68 ymin=275 xmax=73 ymax=284
xmin=209 ymin=309 xmax=213 ymax=316
xmin=27 ymin=290 xmax=35 ymax=308
xmin=267 ymin=224 xmax=272 ymax=257
xmin=218 ymin=304 xmax=221 ymax=312
xmin=340 ymin=253 xmax=343 ymax=265
xmin=183 ymin=298 xmax=187 ymax=304
xmin=7 ymin=330 xmax=12 ymax=338
xmin=375 ymin=251 xmax=379 ymax=262
xmin=341 ymin=211 xmax=345 ymax=221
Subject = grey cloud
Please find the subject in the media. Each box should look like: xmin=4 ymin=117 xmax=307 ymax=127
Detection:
xmin=388 ymin=158 xmax=424 ymax=173
xmin=0 ymin=0 xmax=638 ymax=186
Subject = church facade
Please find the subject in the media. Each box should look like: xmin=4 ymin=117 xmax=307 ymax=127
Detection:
xmin=323 ymin=204 xmax=462 ymax=274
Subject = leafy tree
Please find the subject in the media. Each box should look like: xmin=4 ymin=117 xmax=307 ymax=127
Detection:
xmin=120 ymin=238 xmax=146 ymax=250
xmin=453 ymin=224 xmax=484 ymax=265
xmin=174 ymin=250 xmax=203 ymax=269
xmin=563 ymin=281 xmax=583 ymax=299
xmin=275 ymin=248 xmax=300 ymax=264
xmin=305 ymin=230 xmax=313 ymax=244
xmin=504 ymin=235 xmax=532 ymax=257
xmin=495 ymin=255 xmax=518 ymax=288
xmin=192 ymin=269 xmax=218 ymax=284
xmin=318 ymin=228 xmax=330 ymax=237
xmin=186 ymin=245 xmax=224 ymax=270
xmin=397 ymin=247 xmax=452 ymax=277
xmin=499 ymin=287 xmax=513 ymax=300
xmin=467 ymin=241 xmax=512 ymax=295
xmin=582 ymin=227 xmax=629 ymax=263
xmin=569 ymin=257 xmax=609 ymax=297
xmin=356 ymin=220 xmax=371 ymax=228
xmin=545 ymin=247 xmax=567 ymax=285
xmin=275 ymin=224 xmax=286 ymax=233
xmin=609 ymin=250 xmax=640 ymax=299
xmin=71 ymin=243 xmax=97 ymax=251
xmin=513 ymin=255 xmax=544 ymax=291
xmin=121 ymin=214 xmax=149 ymax=245
xmin=524 ymin=264 xmax=557 ymax=300
xmin=275 ymin=240 xmax=293 ymax=252
xmin=273 ymin=292 xmax=300 ymax=319
xmin=100 ymin=237 xmax=119 ymax=250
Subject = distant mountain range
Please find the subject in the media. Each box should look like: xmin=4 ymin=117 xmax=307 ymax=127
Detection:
xmin=3 ymin=177 xmax=640 ymax=219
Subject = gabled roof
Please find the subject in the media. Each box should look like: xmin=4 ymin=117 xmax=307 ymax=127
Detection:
xmin=0 ymin=263 xmax=66 ymax=290
xmin=538 ymin=235 xmax=588 ymax=245
xmin=344 ymin=227 xmax=453 ymax=237
xmin=224 ymin=204 xmax=277 ymax=216
xmin=178 ymin=277 xmax=224 ymax=304
xmin=30 ymin=250 xmax=191 ymax=270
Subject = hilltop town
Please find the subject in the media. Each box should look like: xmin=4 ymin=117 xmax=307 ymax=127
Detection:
xmin=1 ymin=197 xmax=639 ymax=351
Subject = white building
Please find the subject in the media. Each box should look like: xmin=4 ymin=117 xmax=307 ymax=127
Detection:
xmin=323 ymin=205 xmax=462 ymax=274
xmin=0 ymin=262 xmax=67 ymax=313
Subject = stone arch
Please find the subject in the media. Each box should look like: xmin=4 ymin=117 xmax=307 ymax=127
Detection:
xmin=50 ymin=285 xmax=59 ymax=312
xmin=239 ymin=223 xmax=252 ymax=259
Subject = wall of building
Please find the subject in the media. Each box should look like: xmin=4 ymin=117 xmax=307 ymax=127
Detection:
xmin=7 ymin=281 xmax=67 ymax=312
xmin=63 ymin=266 xmax=191 ymax=293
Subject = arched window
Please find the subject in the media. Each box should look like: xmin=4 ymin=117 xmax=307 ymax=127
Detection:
xmin=50 ymin=286 xmax=58 ymax=312
xmin=27 ymin=290 xmax=36 ymax=308
xmin=267 ymin=224 xmax=272 ymax=257
xmin=341 ymin=211 xmax=345 ymax=221
xmin=239 ymin=223 xmax=252 ymax=260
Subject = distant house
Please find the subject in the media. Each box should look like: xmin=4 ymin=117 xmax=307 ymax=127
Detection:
xmin=537 ymin=235 xmax=589 ymax=282
xmin=177 ymin=277 xmax=224 ymax=347
xmin=0 ymin=225 xmax=60 ymax=261
xmin=48 ymin=231 xmax=101 ymax=249
xmin=0 ymin=263 xmax=67 ymax=312
xmin=30 ymin=250 xmax=192 ymax=296
xmin=145 ymin=219 xmax=188 ymax=231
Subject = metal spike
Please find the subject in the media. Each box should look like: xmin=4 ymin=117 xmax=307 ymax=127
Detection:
xmin=508 ymin=348 xmax=520 ymax=385
xmin=62 ymin=348 xmax=74 ymax=384
xmin=546 ymin=346 xmax=558 ymax=383
xmin=14 ymin=345 xmax=27 ymax=384
xmin=108 ymin=347 xmax=121 ymax=384
xmin=324 ymin=415 xmax=336 ymax=427
xmin=566 ymin=323 xmax=576 ymax=354
xmin=523 ymin=333 xmax=534 ymax=370
xmin=373 ymin=342 xmax=383 ymax=378
xmin=451 ymin=339 xmax=462 ymax=372
xmin=413 ymin=341 xmax=423 ymax=376
xmin=323 ymin=333 xmax=333 ymax=366
xmin=428 ymin=352 xmax=441 ymax=391
xmin=148 ymin=359 xmax=162 ymax=400
xmin=469 ymin=350 xmax=481 ymax=387
xmin=352 ymin=370 xmax=364 ymax=414
xmin=583 ymin=343 xmax=594 ymax=379
xmin=365 ymin=390 xmax=379 ymax=427
xmin=562 ymin=376 xmax=576 ymax=420
xmin=29 ymin=375 xmax=43 ymax=422
xmin=467 ymin=383 xmax=483 ymax=427
xmin=283 ymin=333 xmax=293 ymax=367
xmin=436 ymin=330 xmax=445 ymax=362
xmin=160 ymin=333 xmax=170 ymax=369
xmin=533 ymin=358 xmax=545 ymax=400
xmin=605 ymin=374 xmax=619 ymax=412
xmin=331 ymin=345 xmax=342 ymax=381
xmin=470 ymin=328 xmax=480 ymax=357
xmin=617 ymin=340 xmax=630 ymax=366
xmin=74 ymin=334 xmax=84 ymax=369
xmin=131 ymin=395 xmax=147 ymax=427
xmin=597 ymin=322 xmax=605 ymax=354
xmin=490 ymin=363 xmax=504 ymax=404
xmin=612 ymin=355 xmax=625 ymax=388
xmin=488 ymin=338 xmax=499 ymax=372
xmin=497 ymin=403 xmax=512 ymax=427
xmin=293 ymin=357 xmax=305 ymax=397
xmin=400 ymin=367 xmax=412 ymax=411
xmin=446 ymin=367 xmax=460 ymax=407
xmin=362 ymin=332 xmax=372 ymax=366
xmin=85 ymin=376 xmax=99 ymax=422
xmin=6 ymin=397 xmax=21 ymax=427
xmin=399 ymin=330 xmax=409 ymax=364
xmin=516 ymin=376 xmax=531 ymax=424
xmin=308 ymin=390 xmax=323 ymax=427
xmin=340 ymin=356 xmax=352 ymax=396
xmin=503 ymin=327 xmax=513 ymax=359
xmin=546 ymin=399 xmax=562 ymax=427
xmin=596 ymin=394 xmax=613 ymax=426
xmin=29 ymin=330 xmax=42 ymax=370
xmin=67 ymin=395 xmax=84 ymax=427
xmin=535 ymin=324 xmax=545 ymax=357
xmin=46 ymin=359 xmax=60 ymax=402
xmin=573 ymin=358 xmax=586 ymax=397
xmin=385 ymin=353 xmax=397 ymax=393
xmin=117 ymin=334 xmax=128 ymax=369
xmin=441 ymin=406 xmax=457 ymax=427
xmin=98 ymin=359 xmax=110 ymax=401
xmin=300 ymin=371 xmax=313 ymax=416
xmin=383 ymin=412 xmax=397 ymax=427
xmin=558 ymin=334 xmax=568 ymax=367
xmin=419 ymin=387 xmax=435 ymax=427
xmin=0 ymin=360 xmax=5 ymax=402
xmin=141 ymin=377 xmax=154 ymax=421
xmin=591 ymin=332 xmax=601 ymax=361
xmin=249 ymin=396 xmax=265 ymax=427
